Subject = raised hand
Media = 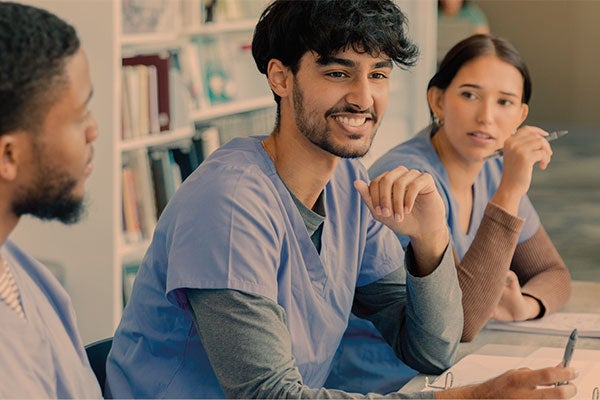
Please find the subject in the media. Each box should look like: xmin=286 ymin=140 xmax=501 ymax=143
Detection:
xmin=355 ymin=166 xmax=449 ymax=276
xmin=493 ymin=125 xmax=554 ymax=214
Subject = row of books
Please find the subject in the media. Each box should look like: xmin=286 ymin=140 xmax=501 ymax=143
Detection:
xmin=121 ymin=126 xmax=219 ymax=243
xmin=122 ymin=39 xmax=269 ymax=139
xmin=121 ymin=52 xmax=190 ymax=139
xmin=121 ymin=106 xmax=275 ymax=244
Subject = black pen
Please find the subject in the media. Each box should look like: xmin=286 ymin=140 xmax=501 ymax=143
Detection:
xmin=556 ymin=328 xmax=578 ymax=386
xmin=484 ymin=130 xmax=569 ymax=160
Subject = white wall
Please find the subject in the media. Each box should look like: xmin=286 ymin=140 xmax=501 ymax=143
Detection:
xmin=363 ymin=0 xmax=437 ymax=167
xmin=11 ymin=0 xmax=119 ymax=344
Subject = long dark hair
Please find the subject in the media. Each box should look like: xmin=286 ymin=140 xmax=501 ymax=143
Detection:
xmin=429 ymin=34 xmax=531 ymax=105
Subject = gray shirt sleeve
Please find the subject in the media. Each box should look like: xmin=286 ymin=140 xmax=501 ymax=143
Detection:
xmin=186 ymin=289 xmax=434 ymax=399
xmin=352 ymin=243 xmax=463 ymax=374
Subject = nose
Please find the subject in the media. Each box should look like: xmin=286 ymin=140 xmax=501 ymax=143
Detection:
xmin=476 ymin=99 xmax=494 ymax=125
xmin=345 ymin=76 xmax=374 ymax=112
xmin=86 ymin=115 xmax=99 ymax=143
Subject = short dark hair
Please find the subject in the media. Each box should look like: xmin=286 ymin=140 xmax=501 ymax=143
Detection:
xmin=252 ymin=0 xmax=419 ymax=115
xmin=429 ymin=34 xmax=532 ymax=105
xmin=0 ymin=2 xmax=80 ymax=135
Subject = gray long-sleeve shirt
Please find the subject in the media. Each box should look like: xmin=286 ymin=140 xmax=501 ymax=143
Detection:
xmin=187 ymin=243 xmax=461 ymax=399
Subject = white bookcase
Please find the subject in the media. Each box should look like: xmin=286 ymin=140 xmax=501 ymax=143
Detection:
xmin=11 ymin=0 xmax=436 ymax=344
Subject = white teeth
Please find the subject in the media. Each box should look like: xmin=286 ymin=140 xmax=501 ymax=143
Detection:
xmin=336 ymin=116 xmax=366 ymax=127
xmin=472 ymin=132 xmax=491 ymax=139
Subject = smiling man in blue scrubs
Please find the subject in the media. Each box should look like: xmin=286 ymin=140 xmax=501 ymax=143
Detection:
xmin=105 ymin=0 xmax=576 ymax=398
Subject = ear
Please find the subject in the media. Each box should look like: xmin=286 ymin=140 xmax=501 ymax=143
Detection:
xmin=267 ymin=59 xmax=291 ymax=99
xmin=518 ymin=103 xmax=529 ymax=125
xmin=0 ymin=132 xmax=23 ymax=181
xmin=427 ymin=86 xmax=445 ymax=120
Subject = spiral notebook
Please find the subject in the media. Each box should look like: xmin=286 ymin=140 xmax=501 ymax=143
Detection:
xmin=423 ymin=345 xmax=600 ymax=400
xmin=485 ymin=312 xmax=600 ymax=337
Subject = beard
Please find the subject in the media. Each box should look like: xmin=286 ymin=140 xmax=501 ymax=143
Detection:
xmin=12 ymin=152 xmax=86 ymax=225
xmin=292 ymin=76 xmax=378 ymax=159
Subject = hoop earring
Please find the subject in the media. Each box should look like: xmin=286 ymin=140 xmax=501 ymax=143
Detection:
xmin=434 ymin=115 xmax=444 ymax=127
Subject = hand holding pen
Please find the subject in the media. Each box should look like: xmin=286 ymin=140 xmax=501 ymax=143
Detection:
xmin=484 ymin=130 xmax=568 ymax=160
xmin=557 ymin=328 xmax=578 ymax=386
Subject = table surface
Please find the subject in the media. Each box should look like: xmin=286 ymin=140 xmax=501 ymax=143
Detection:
xmin=401 ymin=280 xmax=600 ymax=393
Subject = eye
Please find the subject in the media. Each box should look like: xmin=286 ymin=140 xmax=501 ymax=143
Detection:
xmin=327 ymin=71 xmax=348 ymax=78
xmin=498 ymin=99 xmax=514 ymax=106
xmin=370 ymin=72 xmax=388 ymax=80
xmin=460 ymin=91 xmax=477 ymax=100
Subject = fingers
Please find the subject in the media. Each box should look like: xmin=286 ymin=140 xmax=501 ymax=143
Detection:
xmin=364 ymin=166 xmax=436 ymax=221
xmin=508 ymin=126 xmax=554 ymax=168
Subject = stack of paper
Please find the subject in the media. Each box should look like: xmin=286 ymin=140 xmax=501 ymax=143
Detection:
xmin=486 ymin=312 xmax=600 ymax=337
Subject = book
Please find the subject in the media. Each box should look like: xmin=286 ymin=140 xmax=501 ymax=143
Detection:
xmin=126 ymin=150 xmax=158 ymax=239
xmin=121 ymin=167 xmax=143 ymax=243
xmin=123 ymin=53 xmax=172 ymax=132
xmin=171 ymin=142 xmax=200 ymax=181
xmin=424 ymin=345 xmax=600 ymax=400
xmin=486 ymin=312 xmax=600 ymax=338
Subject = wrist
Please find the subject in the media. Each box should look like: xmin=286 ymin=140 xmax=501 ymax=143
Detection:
xmin=409 ymin=226 xmax=449 ymax=277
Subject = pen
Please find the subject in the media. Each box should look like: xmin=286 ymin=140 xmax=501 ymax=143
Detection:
xmin=556 ymin=328 xmax=578 ymax=386
xmin=484 ymin=130 xmax=569 ymax=160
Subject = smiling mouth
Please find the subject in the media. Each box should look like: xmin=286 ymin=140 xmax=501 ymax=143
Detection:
xmin=334 ymin=115 xmax=370 ymax=127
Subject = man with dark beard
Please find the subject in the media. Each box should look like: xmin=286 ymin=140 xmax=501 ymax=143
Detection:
xmin=0 ymin=2 xmax=100 ymax=398
xmin=107 ymin=1 xmax=575 ymax=398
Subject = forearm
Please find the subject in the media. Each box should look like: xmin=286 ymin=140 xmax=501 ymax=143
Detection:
xmin=402 ymin=244 xmax=462 ymax=373
xmin=187 ymin=289 xmax=431 ymax=399
xmin=512 ymin=226 xmax=571 ymax=317
xmin=353 ymin=245 xmax=462 ymax=375
xmin=457 ymin=202 xmax=524 ymax=342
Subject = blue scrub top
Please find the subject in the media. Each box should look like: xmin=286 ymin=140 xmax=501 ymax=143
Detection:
xmin=370 ymin=126 xmax=540 ymax=258
xmin=326 ymin=126 xmax=540 ymax=394
xmin=106 ymin=136 xmax=404 ymax=398
xmin=0 ymin=240 xmax=101 ymax=399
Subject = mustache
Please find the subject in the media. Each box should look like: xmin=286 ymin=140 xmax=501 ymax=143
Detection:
xmin=325 ymin=107 xmax=378 ymax=123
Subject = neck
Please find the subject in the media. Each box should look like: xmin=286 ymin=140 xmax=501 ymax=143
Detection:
xmin=263 ymin=130 xmax=338 ymax=210
xmin=431 ymin=129 xmax=481 ymax=192
xmin=0 ymin=196 xmax=19 ymax=247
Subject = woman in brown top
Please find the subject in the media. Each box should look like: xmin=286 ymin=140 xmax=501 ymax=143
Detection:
xmin=369 ymin=34 xmax=571 ymax=342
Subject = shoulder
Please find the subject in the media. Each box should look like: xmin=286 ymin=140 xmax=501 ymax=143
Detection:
xmin=368 ymin=128 xmax=438 ymax=178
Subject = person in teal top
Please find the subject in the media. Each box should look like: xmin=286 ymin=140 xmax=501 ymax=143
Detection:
xmin=437 ymin=0 xmax=489 ymax=63
xmin=0 ymin=2 xmax=101 ymax=397
xmin=327 ymin=34 xmax=571 ymax=396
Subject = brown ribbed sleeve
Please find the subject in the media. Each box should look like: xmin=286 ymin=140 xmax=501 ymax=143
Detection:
xmin=512 ymin=226 xmax=571 ymax=318
xmin=457 ymin=202 xmax=571 ymax=342
xmin=457 ymin=202 xmax=523 ymax=342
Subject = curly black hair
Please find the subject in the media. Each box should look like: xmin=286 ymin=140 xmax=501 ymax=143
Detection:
xmin=252 ymin=0 xmax=419 ymax=113
xmin=0 ymin=2 xmax=80 ymax=135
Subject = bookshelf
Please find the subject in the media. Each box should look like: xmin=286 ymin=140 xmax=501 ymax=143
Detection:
xmin=11 ymin=0 xmax=436 ymax=344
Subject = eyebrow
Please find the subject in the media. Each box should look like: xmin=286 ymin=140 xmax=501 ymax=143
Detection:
xmin=458 ymin=83 xmax=519 ymax=98
xmin=317 ymin=56 xmax=393 ymax=70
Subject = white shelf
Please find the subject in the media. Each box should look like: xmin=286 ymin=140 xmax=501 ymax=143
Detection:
xmin=189 ymin=96 xmax=274 ymax=122
xmin=121 ymin=32 xmax=179 ymax=46
xmin=119 ymin=125 xmax=195 ymax=152
xmin=182 ymin=19 xmax=257 ymax=36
